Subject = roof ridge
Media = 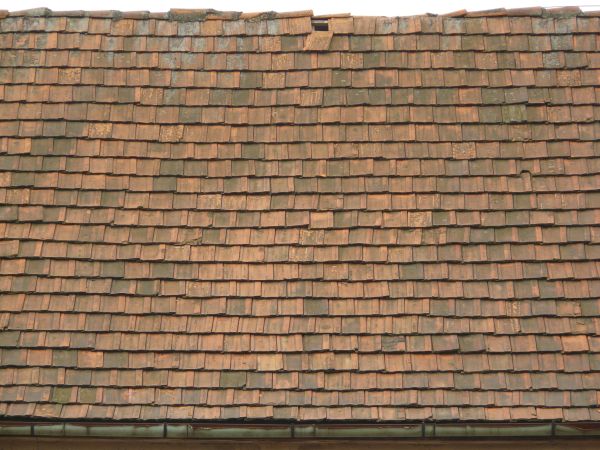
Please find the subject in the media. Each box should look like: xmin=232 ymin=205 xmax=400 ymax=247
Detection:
xmin=2 ymin=8 xmax=314 ymax=20
xmin=2 ymin=5 xmax=597 ymax=19
xmin=446 ymin=6 xmax=583 ymax=17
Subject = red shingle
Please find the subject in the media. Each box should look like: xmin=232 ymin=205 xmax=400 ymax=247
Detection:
xmin=0 ymin=6 xmax=598 ymax=424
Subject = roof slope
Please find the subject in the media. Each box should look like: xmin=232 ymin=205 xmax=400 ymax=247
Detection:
xmin=0 ymin=6 xmax=600 ymax=423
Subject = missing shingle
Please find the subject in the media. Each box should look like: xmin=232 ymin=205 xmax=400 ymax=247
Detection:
xmin=311 ymin=18 xmax=329 ymax=31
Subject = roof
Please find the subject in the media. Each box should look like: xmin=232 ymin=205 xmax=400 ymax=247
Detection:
xmin=0 ymin=5 xmax=599 ymax=424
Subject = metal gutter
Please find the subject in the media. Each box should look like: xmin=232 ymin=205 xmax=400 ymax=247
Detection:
xmin=1 ymin=421 xmax=600 ymax=439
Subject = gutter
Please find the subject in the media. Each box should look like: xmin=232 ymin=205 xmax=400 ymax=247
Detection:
xmin=1 ymin=422 xmax=600 ymax=439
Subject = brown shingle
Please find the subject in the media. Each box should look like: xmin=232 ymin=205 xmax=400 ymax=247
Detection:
xmin=0 ymin=6 xmax=599 ymax=425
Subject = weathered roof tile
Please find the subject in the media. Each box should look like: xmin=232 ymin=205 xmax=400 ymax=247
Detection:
xmin=0 ymin=5 xmax=599 ymax=423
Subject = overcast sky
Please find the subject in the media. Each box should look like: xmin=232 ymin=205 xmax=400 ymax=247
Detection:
xmin=3 ymin=0 xmax=599 ymax=16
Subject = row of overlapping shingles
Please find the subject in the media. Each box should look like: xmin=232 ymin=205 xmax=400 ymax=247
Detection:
xmin=0 ymin=7 xmax=599 ymax=422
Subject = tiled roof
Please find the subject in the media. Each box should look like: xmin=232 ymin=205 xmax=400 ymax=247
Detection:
xmin=0 ymin=6 xmax=600 ymax=423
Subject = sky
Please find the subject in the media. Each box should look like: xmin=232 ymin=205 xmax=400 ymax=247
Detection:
xmin=2 ymin=0 xmax=599 ymax=16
